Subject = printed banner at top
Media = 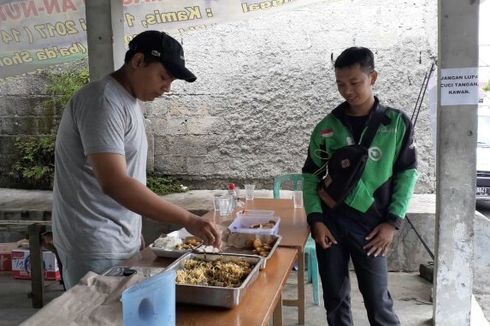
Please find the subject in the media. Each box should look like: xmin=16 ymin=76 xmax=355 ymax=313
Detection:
xmin=0 ymin=0 xmax=331 ymax=81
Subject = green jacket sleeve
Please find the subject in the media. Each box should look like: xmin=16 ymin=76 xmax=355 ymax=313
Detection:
xmin=387 ymin=113 xmax=418 ymax=228
xmin=302 ymin=124 xmax=327 ymax=226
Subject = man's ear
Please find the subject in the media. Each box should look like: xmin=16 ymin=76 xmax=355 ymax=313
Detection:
xmin=131 ymin=53 xmax=146 ymax=68
xmin=370 ymin=70 xmax=378 ymax=85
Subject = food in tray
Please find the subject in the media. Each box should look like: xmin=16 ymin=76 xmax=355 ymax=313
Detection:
xmin=175 ymin=237 xmax=203 ymax=250
xmin=249 ymin=219 xmax=277 ymax=229
xmin=251 ymin=238 xmax=273 ymax=257
xmin=153 ymin=235 xmax=202 ymax=251
xmin=176 ymin=258 xmax=255 ymax=287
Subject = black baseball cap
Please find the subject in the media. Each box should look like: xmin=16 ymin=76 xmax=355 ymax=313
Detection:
xmin=128 ymin=30 xmax=197 ymax=82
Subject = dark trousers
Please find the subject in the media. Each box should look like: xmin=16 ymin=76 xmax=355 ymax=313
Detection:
xmin=316 ymin=215 xmax=400 ymax=326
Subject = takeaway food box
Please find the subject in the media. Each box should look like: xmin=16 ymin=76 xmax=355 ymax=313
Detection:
xmin=11 ymin=249 xmax=61 ymax=281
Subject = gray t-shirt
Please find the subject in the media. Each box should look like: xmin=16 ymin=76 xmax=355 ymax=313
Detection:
xmin=52 ymin=75 xmax=147 ymax=259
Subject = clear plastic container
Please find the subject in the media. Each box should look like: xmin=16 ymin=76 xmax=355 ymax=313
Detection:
xmin=228 ymin=214 xmax=280 ymax=235
xmin=236 ymin=209 xmax=275 ymax=217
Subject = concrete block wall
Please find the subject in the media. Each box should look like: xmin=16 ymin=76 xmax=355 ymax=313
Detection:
xmin=0 ymin=0 xmax=437 ymax=192
xmin=388 ymin=194 xmax=490 ymax=295
xmin=474 ymin=211 xmax=490 ymax=295
xmin=0 ymin=73 xmax=54 ymax=186
xmin=0 ymin=60 xmax=86 ymax=187
xmin=389 ymin=195 xmax=436 ymax=272
xmin=141 ymin=0 xmax=437 ymax=192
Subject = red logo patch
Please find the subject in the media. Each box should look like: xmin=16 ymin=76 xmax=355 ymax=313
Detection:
xmin=320 ymin=129 xmax=334 ymax=137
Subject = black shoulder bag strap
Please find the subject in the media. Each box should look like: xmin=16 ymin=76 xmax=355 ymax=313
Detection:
xmin=360 ymin=104 xmax=387 ymax=148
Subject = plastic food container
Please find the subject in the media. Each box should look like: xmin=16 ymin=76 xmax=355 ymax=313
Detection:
xmin=122 ymin=269 xmax=176 ymax=326
xmin=228 ymin=214 xmax=280 ymax=235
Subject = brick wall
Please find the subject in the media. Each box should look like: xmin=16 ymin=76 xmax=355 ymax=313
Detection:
xmin=0 ymin=0 xmax=437 ymax=192
xmin=0 ymin=71 xmax=60 ymax=187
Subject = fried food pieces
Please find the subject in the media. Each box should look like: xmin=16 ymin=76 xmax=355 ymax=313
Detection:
xmin=249 ymin=219 xmax=277 ymax=229
xmin=251 ymin=238 xmax=273 ymax=257
xmin=175 ymin=237 xmax=203 ymax=250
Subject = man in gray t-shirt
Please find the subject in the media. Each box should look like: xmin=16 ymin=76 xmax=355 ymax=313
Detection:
xmin=52 ymin=30 xmax=221 ymax=289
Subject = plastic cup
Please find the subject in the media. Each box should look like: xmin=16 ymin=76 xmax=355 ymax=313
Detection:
xmin=213 ymin=194 xmax=223 ymax=211
xmin=217 ymin=195 xmax=232 ymax=217
xmin=293 ymin=190 xmax=304 ymax=208
xmin=244 ymin=184 xmax=255 ymax=201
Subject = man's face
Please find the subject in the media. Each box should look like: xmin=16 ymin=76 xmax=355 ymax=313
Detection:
xmin=131 ymin=55 xmax=176 ymax=101
xmin=335 ymin=64 xmax=377 ymax=108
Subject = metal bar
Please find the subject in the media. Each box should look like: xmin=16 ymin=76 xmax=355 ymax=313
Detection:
xmin=406 ymin=216 xmax=434 ymax=260
xmin=28 ymin=223 xmax=45 ymax=308
xmin=413 ymin=61 xmax=436 ymax=127
xmin=411 ymin=70 xmax=428 ymax=122
xmin=0 ymin=220 xmax=51 ymax=226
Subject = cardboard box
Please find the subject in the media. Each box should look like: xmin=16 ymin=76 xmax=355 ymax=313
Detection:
xmin=11 ymin=249 xmax=61 ymax=281
xmin=0 ymin=242 xmax=18 ymax=271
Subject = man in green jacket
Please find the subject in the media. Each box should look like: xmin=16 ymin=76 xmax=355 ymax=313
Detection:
xmin=302 ymin=47 xmax=417 ymax=325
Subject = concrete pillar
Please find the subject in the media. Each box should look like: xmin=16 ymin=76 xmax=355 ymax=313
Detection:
xmin=85 ymin=0 xmax=125 ymax=81
xmin=434 ymin=0 xmax=479 ymax=325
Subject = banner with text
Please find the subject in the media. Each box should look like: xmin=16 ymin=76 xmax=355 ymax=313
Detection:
xmin=0 ymin=0 xmax=331 ymax=81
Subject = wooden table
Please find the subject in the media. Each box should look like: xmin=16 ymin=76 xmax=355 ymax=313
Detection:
xmin=203 ymin=198 xmax=310 ymax=325
xmin=246 ymin=198 xmax=309 ymax=325
xmin=124 ymin=246 xmax=298 ymax=326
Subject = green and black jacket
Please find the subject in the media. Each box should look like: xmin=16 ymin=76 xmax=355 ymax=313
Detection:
xmin=302 ymin=98 xmax=418 ymax=229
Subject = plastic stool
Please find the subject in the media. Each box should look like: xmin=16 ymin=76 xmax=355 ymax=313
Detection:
xmin=305 ymin=235 xmax=320 ymax=305
xmin=273 ymin=173 xmax=321 ymax=305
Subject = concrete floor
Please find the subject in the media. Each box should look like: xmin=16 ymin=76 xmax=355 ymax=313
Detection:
xmin=0 ymin=269 xmax=434 ymax=326
xmin=281 ymin=271 xmax=433 ymax=326
xmin=0 ymin=272 xmax=65 ymax=326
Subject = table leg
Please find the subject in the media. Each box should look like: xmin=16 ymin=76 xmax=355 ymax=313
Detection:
xmin=283 ymin=248 xmax=305 ymax=325
xmin=298 ymin=248 xmax=305 ymax=324
xmin=28 ymin=223 xmax=45 ymax=308
xmin=273 ymin=292 xmax=283 ymax=326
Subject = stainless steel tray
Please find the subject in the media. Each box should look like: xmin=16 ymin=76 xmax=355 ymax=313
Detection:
xmin=166 ymin=252 xmax=263 ymax=308
xmin=219 ymin=232 xmax=282 ymax=269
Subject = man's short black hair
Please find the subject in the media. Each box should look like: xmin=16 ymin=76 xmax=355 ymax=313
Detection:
xmin=334 ymin=47 xmax=375 ymax=73
xmin=124 ymin=50 xmax=160 ymax=65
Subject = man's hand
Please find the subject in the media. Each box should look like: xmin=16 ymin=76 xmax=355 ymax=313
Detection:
xmin=363 ymin=223 xmax=396 ymax=257
xmin=184 ymin=216 xmax=222 ymax=248
xmin=311 ymin=222 xmax=338 ymax=249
